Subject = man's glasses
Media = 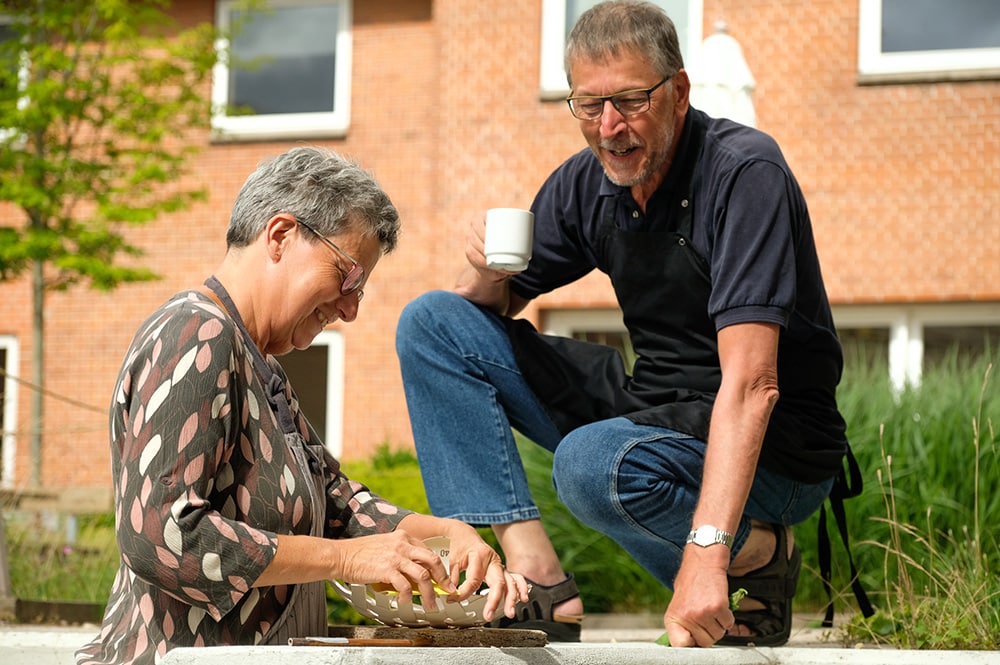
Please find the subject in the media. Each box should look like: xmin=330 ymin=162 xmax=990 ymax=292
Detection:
xmin=297 ymin=219 xmax=365 ymax=301
xmin=565 ymin=74 xmax=673 ymax=121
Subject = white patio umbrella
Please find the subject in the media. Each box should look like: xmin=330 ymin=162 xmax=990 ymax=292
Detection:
xmin=687 ymin=21 xmax=757 ymax=128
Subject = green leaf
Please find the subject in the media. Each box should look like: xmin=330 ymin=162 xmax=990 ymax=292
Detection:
xmin=729 ymin=587 xmax=748 ymax=611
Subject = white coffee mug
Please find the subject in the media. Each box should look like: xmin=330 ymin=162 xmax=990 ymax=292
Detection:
xmin=484 ymin=207 xmax=534 ymax=272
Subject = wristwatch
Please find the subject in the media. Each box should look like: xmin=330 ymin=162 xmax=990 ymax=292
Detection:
xmin=686 ymin=525 xmax=734 ymax=548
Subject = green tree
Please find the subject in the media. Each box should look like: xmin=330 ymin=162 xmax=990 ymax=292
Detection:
xmin=0 ymin=0 xmax=219 ymax=487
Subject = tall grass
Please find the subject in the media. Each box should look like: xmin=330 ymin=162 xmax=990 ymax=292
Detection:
xmin=839 ymin=362 xmax=999 ymax=649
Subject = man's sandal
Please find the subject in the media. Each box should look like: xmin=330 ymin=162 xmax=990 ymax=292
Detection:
xmin=488 ymin=573 xmax=585 ymax=642
xmin=718 ymin=523 xmax=801 ymax=647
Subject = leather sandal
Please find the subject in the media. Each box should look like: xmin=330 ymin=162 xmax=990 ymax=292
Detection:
xmin=487 ymin=573 xmax=585 ymax=642
xmin=718 ymin=523 xmax=800 ymax=647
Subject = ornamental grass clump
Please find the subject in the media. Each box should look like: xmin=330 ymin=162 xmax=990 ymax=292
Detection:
xmin=843 ymin=363 xmax=1000 ymax=650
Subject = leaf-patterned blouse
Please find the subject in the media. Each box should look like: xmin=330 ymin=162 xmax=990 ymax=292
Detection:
xmin=77 ymin=290 xmax=412 ymax=665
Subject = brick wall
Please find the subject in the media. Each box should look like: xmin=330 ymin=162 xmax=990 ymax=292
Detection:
xmin=1 ymin=0 xmax=997 ymax=491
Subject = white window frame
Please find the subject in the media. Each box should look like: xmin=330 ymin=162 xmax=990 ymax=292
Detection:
xmin=858 ymin=0 xmax=1000 ymax=81
xmin=311 ymin=330 xmax=345 ymax=458
xmin=545 ymin=302 xmax=1000 ymax=395
xmin=211 ymin=0 xmax=352 ymax=142
xmin=833 ymin=303 xmax=1000 ymax=393
xmin=0 ymin=336 xmax=19 ymax=489
xmin=539 ymin=0 xmax=703 ymax=99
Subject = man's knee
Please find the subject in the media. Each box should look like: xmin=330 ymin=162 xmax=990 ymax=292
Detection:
xmin=552 ymin=428 xmax=617 ymax=524
xmin=396 ymin=290 xmax=462 ymax=356
xmin=398 ymin=290 xmax=450 ymax=334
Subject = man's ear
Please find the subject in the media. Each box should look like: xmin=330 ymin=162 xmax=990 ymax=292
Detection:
xmin=673 ymin=68 xmax=691 ymax=115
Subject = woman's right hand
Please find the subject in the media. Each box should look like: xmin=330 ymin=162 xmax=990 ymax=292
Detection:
xmin=255 ymin=531 xmax=454 ymax=605
xmin=331 ymin=530 xmax=456 ymax=603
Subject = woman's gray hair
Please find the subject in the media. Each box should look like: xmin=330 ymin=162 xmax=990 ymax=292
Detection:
xmin=227 ymin=146 xmax=400 ymax=253
xmin=564 ymin=0 xmax=684 ymax=87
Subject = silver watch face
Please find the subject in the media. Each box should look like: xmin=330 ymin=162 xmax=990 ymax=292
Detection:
xmin=690 ymin=525 xmax=732 ymax=547
xmin=694 ymin=526 xmax=715 ymax=546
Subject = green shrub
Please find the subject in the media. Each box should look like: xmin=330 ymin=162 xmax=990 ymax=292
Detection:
xmin=4 ymin=512 xmax=118 ymax=603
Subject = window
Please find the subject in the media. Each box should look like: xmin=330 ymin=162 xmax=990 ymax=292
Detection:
xmin=0 ymin=15 xmax=22 ymax=142
xmin=0 ymin=337 xmax=18 ymax=489
xmin=858 ymin=0 xmax=1000 ymax=81
xmin=212 ymin=0 xmax=352 ymax=141
xmin=539 ymin=0 xmax=702 ymax=99
xmin=546 ymin=302 xmax=1000 ymax=396
xmin=0 ymin=17 xmax=16 ymax=101
xmin=280 ymin=330 xmax=346 ymax=457
xmin=833 ymin=303 xmax=1000 ymax=392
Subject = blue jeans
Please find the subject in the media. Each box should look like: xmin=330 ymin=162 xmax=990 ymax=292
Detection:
xmin=396 ymin=290 xmax=833 ymax=588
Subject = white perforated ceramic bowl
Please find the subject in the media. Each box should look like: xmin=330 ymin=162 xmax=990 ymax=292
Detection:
xmin=331 ymin=536 xmax=490 ymax=628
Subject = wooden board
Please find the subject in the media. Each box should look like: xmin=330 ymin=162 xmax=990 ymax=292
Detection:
xmin=323 ymin=624 xmax=548 ymax=647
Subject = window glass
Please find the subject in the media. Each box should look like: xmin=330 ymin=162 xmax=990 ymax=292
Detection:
xmin=0 ymin=347 xmax=6 ymax=431
xmin=281 ymin=343 xmax=329 ymax=437
xmin=279 ymin=330 xmax=344 ymax=457
xmin=923 ymin=325 xmax=1000 ymax=371
xmin=540 ymin=0 xmax=700 ymax=97
xmin=0 ymin=20 xmax=18 ymax=106
xmin=213 ymin=0 xmax=351 ymax=141
xmin=228 ymin=5 xmax=337 ymax=116
xmin=881 ymin=0 xmax=1000 ymax=52
xmin=838 ymin=327 xmax=890 ymax=369
xmin=0 ymin=342 xmax=11 ymax=486
xmin=858 ymin=0 xmax=1000 ymax=79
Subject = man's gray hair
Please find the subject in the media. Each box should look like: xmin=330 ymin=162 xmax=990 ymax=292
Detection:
xmin=565 ymin=0 xmax=684 ymax=87
xmin=227 ymin=146 xmax=400 ymax=253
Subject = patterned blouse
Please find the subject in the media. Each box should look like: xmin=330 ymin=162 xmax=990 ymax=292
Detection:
xmin=76 ymin=290 xmax=412 ymax=665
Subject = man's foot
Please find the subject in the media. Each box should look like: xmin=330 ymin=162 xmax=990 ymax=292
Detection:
xmin=490 ymin=520 xmax=585 ymax=641
xmin=718 ymin=522 xmax=800 ymax=647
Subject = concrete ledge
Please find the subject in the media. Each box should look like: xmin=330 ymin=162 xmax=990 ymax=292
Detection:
xmin=3 ymin=623 xmax=1000 ymax=665
xmin=0 ymin=626 xmax=95 ymax=665
xmin=159 ymin=643 xmax=1000 ymax=665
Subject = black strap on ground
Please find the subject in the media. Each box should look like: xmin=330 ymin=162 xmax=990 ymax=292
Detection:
xmin=818 ymin=446 xmax=876 ymax=627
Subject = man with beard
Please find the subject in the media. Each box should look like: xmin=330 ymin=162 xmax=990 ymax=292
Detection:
xmin=396 ymin=0 xmax=852 ymax=648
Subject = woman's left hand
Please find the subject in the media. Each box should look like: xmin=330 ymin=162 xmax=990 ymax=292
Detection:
xmin=398 ymin=514 xmax=529 ymax=622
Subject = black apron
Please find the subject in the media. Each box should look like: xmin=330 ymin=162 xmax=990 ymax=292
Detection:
xmin=504 ymin=131 xmax=719 ymax=442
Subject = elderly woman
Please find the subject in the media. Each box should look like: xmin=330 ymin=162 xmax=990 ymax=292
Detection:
xmin=77 ymin=147 xmax=526 ymax=665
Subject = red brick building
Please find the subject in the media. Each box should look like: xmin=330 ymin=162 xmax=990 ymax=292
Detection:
xmin=1 ymin=0 xmax=998 ymax=493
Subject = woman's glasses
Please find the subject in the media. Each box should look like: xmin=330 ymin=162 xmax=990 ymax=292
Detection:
xmin=297 ymin=219 xmax=365 ymax=300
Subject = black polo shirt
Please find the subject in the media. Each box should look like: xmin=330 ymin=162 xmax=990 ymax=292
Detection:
xmin=510 ymin=108 xmax=848 ymax=483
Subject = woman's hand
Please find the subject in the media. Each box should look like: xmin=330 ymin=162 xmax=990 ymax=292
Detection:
xmin=333 ymin=530 xmax=458 ymax=604
xmin=397 ymin=514 xmax=529 ymax=622
xmin=256 ymin=530 xmax=455 ymax=607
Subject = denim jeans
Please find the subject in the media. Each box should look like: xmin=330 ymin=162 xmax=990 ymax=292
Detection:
xmin=396 ymin=290 xmax=834 ymax=588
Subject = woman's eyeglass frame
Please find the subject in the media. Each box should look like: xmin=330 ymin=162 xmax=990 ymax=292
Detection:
xmin=296 ymin=218 xmax=365 ymax=301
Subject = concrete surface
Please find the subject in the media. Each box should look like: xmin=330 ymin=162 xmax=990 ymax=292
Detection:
xmin=2 ymin=615 xmax=999 ymax=665
xmin=159 ymin=643 xmax=999 ymax=665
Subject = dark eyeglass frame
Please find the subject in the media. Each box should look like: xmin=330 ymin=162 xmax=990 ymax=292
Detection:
xmin=565 ymin=74 xmax=673 ymax=121
xmin=297 ymin=219 xmax=365 ymax=301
